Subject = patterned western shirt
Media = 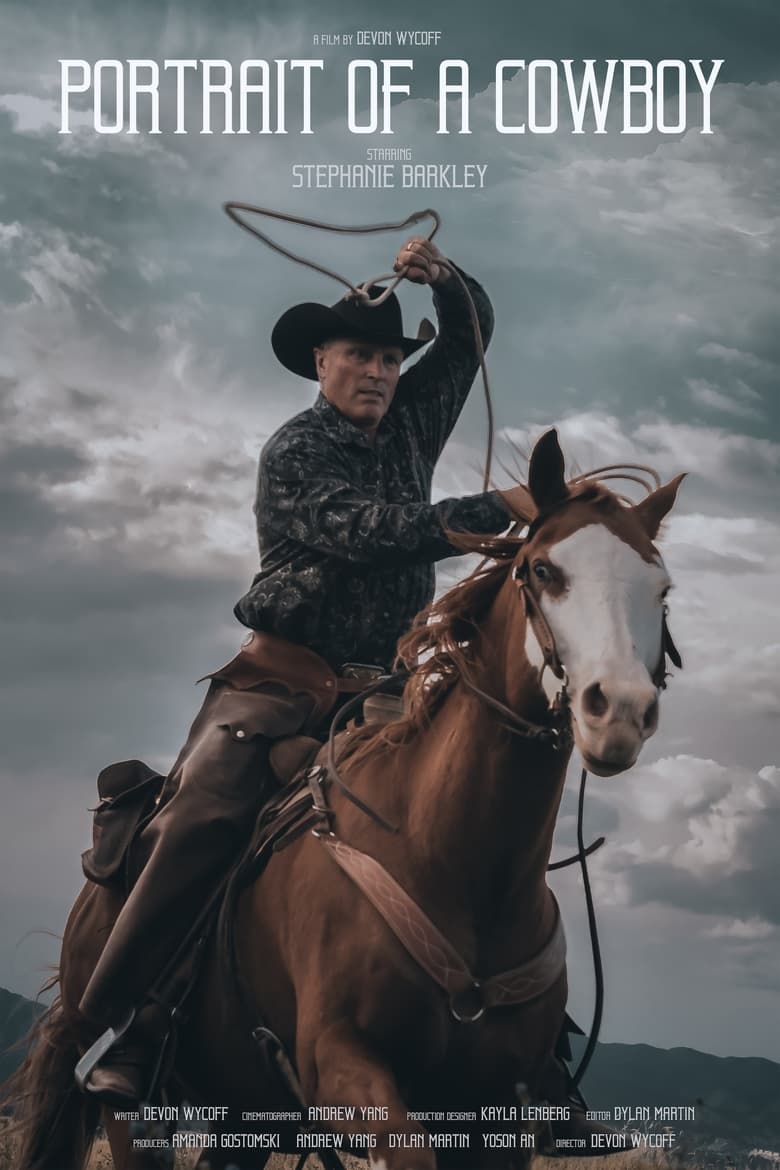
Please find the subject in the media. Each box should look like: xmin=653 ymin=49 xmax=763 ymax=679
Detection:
xmin=234 ymin=268 xmax=509 ymax=670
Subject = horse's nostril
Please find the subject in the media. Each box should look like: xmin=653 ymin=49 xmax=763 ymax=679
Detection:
xmin=582 ymin=682 xmax=609 ymax=719
xmin=643 ymin=697 xmax=659 ymax=733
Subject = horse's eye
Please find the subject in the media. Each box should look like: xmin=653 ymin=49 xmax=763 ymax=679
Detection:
xmin=533 ymin=562 xmax=551 ymax=583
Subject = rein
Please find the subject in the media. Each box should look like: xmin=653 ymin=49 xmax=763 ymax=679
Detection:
xmin=458 ymin=556 xmax=571 ymax=743
xmin=325 ymin=671 xmax=408 ymax=834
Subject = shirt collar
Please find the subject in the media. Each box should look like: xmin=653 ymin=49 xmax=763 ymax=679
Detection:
xmin=313 ymin=392 xmax=393 ymax=448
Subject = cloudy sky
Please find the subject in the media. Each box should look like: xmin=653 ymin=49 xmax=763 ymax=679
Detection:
xmin=1 ymin=0 xmax=778 ymax=1077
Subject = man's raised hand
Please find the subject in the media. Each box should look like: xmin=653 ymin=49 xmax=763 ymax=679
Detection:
xmin=393 ymin=236 xmax=451 ymax=286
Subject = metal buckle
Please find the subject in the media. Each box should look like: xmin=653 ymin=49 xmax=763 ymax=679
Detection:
xmin=546 ymin=674 xmax=572 ymax=750
xmin=450 ymin=981 xmax=485 ymax=1023
xmin=306 ymin=765 xmax=336 ymax=838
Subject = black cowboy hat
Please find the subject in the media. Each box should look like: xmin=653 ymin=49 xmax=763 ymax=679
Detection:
xmin=271 ymin=286 xmax=435 ymax=380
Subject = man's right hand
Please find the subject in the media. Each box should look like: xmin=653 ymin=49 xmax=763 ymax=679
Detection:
xmin=393 ymin=236 xmax=451 ymax=286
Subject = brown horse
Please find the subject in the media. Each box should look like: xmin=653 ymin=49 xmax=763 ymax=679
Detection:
xmin=5 ymin=429 xmax=684 ymax=1170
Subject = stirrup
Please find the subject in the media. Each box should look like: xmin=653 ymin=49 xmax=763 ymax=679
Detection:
xmin=74 ymin=1008 xmax=135 ymax=1092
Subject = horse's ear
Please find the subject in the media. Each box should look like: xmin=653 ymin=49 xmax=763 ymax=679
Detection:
xmin=528 ymin=428 xmax=568 ymax=512
xmin=633 ymin=473 xmax=686 ymax=539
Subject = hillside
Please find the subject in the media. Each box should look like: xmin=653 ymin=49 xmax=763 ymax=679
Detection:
xmin=575 ymin=1037 xmax=780 ymax=1154
xmin=0 ymin=987 xmax=45 ymax=1083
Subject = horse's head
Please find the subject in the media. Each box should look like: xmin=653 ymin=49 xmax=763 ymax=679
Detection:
xmin=510 ymin=429 xmax=684 ymax=777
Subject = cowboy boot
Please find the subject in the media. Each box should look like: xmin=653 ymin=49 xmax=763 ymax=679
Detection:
xmin=83 ymin=1035 xmax=151 ymax=1108
xmin=75 ymin=999 xmax=171 ymax=1108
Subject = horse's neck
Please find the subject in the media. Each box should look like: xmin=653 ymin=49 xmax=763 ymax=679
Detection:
xmin=403 ymin=589 xmax=569 ymax=959
xmin=407 ymin=687 xmax=567 ymax=885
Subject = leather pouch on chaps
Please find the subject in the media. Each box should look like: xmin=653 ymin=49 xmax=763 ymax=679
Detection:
xmin=81 ymin=759 xmax=164 ymax=887
xmin=212 ymin=686 xmax=312 ymax=741
xmin=206 ymin=630 xmax=339 ymax=734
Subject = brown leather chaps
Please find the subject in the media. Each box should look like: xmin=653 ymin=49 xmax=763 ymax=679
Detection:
xmin=78 ymin=663 xmax=318 ymax=1030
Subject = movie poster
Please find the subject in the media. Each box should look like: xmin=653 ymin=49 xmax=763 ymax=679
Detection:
xmin=1 ymin=0 xmax=778 ymax=1166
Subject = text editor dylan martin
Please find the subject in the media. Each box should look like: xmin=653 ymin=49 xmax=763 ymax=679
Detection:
xmin=59 ymin=58 xmax=724 ymax=135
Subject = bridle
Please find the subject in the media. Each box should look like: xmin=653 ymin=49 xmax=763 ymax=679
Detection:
xmin=460 ymin=530 xmax=681 ymax=747
xmin=326 ymin=517 xmax=683 ymax=828
xmin=459 ymin=555 xmax=571 ymax=747
xmin=512 ymin=542 xmax=682 ymax=693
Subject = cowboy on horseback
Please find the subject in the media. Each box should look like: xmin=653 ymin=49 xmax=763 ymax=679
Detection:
xmin=76 ymin=235 xmax=514 ymax=1098
xmin=73 ymin=235 xmax=611 ymax=1149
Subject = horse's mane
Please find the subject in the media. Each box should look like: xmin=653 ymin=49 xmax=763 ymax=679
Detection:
xmin=395 ymin=533 xmax=519 ymax=728
xmin=339 ymin=465 xmax=661 ymax=768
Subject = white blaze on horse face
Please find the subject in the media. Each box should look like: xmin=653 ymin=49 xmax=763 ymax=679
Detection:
xmin=526 ymin=522 xmax=671 ymax=776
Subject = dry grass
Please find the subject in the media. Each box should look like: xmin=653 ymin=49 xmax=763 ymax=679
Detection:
xmin=535 ymin=1158 xmax=669 ymax=1170
xmin=0 ymin=1140 xmax=676 ymax=1168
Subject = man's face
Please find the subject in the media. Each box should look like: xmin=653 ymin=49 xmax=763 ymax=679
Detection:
xmin=314 ymin=337 xmax=404 ymax=434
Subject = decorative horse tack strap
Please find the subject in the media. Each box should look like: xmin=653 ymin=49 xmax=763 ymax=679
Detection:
xmin=322 ymin=838 xmax=566 ymax=1021
xmin=513 ymin=558 xmax=682 ymax=691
